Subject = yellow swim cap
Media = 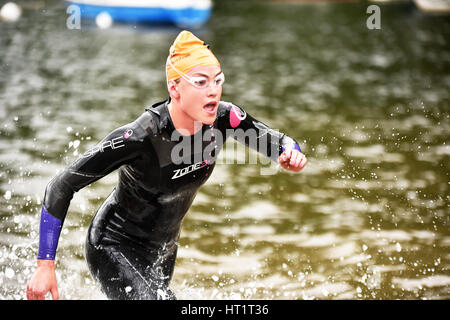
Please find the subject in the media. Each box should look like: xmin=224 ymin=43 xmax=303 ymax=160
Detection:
xmin=166 ymin=30 xmax=220 ymax=83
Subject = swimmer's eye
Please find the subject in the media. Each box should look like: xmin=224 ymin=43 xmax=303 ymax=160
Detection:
xmin=214 ymin=73 xmax=225 ymax=86
xmin=191 ymin=77 xmax=208 ymax=88
xmin=188 ymin=73 xmax=225 ymax=88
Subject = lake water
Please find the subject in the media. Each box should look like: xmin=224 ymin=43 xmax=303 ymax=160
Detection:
xmin=0 ymin=0 xmax=449 ymax=299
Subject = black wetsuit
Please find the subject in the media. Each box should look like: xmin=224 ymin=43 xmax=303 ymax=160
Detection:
xmin=41 ymin=99 xmax=300 ymax=299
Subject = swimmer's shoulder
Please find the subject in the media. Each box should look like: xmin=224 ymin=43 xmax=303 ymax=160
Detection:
xmin=129 ymin=101 xmax=167 ymax=139
xmin=217 ymin=100 xmax=242 ymax=118
xmin=216 ymin=101 xmax=247 ymax=129
xmin=217 ymin=100 xmax=232 ymax=114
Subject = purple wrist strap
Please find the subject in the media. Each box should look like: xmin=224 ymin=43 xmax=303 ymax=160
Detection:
xmin=37 ymin=205 xmax=62 ymax=260
xmin=282 ymin=143 xmax=301 ymax=153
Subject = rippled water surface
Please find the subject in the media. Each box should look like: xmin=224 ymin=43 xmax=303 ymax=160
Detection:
xmin=0 ymin=0 xmax=449 ymax=299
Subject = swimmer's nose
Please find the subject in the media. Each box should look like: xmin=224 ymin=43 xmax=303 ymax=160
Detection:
xmin=206 ymin=84 xmax=220 ymax=98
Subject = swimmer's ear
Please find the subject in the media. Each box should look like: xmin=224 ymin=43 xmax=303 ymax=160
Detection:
xmin=168 ymin=80 xmax=180 ymax=99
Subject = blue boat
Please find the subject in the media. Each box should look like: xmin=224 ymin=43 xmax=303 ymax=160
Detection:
xmin=65 ymin=0 xmax=213 ymax=27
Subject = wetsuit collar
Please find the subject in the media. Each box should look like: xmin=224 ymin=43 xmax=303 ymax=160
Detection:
xmin=148 ymin=98 xmax=214 ymax=137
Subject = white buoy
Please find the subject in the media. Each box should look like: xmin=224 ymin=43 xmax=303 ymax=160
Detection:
xmin=95 ymin=12 xmax=113 ymax=29
xmin=414 ymin=0 xmax=450 ymax=13
xmin=0 ymin=2 xmax=22 ymax=22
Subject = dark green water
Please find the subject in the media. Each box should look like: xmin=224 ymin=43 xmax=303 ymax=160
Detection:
xmin=0 ymin=0 xmax=449 ymax=299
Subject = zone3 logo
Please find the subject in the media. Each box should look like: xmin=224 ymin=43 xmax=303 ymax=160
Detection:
xmin=172 ymin=160 xmax=208 ymax=180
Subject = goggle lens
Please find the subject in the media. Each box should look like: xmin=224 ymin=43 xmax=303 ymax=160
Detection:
xmin=190 ymin=73 xmax=225 ymax=89
xmin=167 ymin=56 xmax=225 ymax=89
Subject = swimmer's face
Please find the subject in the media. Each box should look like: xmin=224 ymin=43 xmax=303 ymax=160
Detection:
xmin=172 ymin=65 xmax=223 ymax=125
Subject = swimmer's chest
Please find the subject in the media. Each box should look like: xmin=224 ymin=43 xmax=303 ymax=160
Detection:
xmin=145 ymin=129 xmax=220 ymax=189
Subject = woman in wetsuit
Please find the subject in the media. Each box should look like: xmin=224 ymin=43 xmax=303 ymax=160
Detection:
xmin=26 ymin=31 xmax=307 ymax=300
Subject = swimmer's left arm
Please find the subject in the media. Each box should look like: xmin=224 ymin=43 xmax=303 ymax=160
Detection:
xmin=276 ymin=130 xmax=308 ymax=172
xmin=219 ymin=102 xmax=308 ymax=172
xmin=278 ymin=147 xmax=307 ymax=172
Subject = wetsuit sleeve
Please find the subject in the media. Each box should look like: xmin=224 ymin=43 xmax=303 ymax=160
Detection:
xmin=217 ymin=101 xmax=302 ymax=162
xmin=38 ymin=118 xmax=148 ymax=260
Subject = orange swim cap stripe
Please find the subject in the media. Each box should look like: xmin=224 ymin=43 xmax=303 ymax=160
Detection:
xmin=166 ymin=30 xmax=220 ymax=83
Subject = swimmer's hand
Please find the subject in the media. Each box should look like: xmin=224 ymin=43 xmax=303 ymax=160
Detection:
xmin=27 ymin=259 xmax=59 ymax=300
xmin=278 ymin=148 xmax=307 ymax=172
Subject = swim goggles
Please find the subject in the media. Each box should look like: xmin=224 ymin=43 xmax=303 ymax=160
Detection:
xmin=166 ymin=56 xmax=225 ymax=89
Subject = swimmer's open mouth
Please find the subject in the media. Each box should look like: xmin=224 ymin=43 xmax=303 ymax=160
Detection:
xmin=203 ymin=102 xmax=217 ymax=115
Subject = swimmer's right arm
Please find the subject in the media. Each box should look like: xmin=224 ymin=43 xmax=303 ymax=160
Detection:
xmin=26 ymin=117 xmax=150 ymax=300
xmin=26 ymin=259 xmax=59 ymax=300
xmin=26 ymin=205 xmax=62 ymax=300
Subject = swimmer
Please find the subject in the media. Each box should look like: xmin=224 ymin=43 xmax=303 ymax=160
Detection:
xmin=26 ymin=31 xmax=307 ymax=300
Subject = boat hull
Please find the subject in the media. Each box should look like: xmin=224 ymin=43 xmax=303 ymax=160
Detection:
xmin=66 ymin=0 xmax=212 ymax=26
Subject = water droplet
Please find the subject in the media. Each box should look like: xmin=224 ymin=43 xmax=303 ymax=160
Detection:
xmin=5 ymin=267 xmax=14 ymax=279
xmin=4 ymin=190 xmax=11 ymax=200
